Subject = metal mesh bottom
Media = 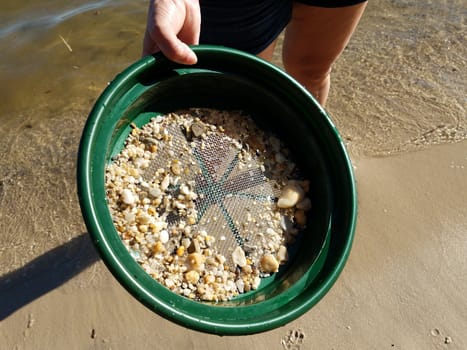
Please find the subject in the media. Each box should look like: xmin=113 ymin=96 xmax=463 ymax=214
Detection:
xmin=106 ymin=108 xmax=309 ymax=300
xmin=140 ymin=109 xmax=287 ymax=264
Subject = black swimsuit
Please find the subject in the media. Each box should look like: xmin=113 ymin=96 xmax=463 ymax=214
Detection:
xmin=296 ymin=0 xmax=367 ymax=7
xmin=199 ymin=0 xmax=367 ymax=54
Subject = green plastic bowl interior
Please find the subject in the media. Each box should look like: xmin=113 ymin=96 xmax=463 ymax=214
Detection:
xmin=77 ymin=45 xmax=357 ymax=335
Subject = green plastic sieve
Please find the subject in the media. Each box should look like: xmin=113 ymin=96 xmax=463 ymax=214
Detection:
xmin=77 ymin=45 xmax=357 ymax=335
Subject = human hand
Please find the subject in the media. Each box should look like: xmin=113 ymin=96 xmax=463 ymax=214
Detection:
xmin=142 ymin=0 xmax=200 ymax=64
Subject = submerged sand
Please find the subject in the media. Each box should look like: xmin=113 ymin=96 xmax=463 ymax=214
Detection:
xmin=1 ymin=0 xmax=466 ymax=349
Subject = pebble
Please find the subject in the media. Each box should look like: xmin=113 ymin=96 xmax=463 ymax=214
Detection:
xmin=277 ymin=182 xmax=304 ymax=209
xmin=236 ymin=278 xmax=245 ymax=293
xmin=121 ymin=189 xmax=136 ymax=205
xmin=27 ymin=314 xmax=34 ymax=329
xmin=294 ymin=210 xmax=307 ymax=226
xmin=187 ymin=252 xmax=204 ymax=271
xmin=159 ymin=230 xmax=169 ymax=244
xmin=252 ymin=276 xmax=261 ymax=289
xmin=185 ymin=270 xmax=200 ymax=284
xmin=187 ymin=239 xmax=201 ymax=254
xmin=277 ymin=245 xmax=288 ymax=263
xmin=232 ymin=246 xmax=247 ymax=267
xmin=260 ymin=254 xmax=279 ymax=273
xmin=296 ymin=197 xmax=312 ymax=211
xmin=190 ymin=121 xmax=205 ymax=137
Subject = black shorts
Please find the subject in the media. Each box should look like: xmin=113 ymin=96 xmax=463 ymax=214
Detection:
xmin=199 ymin=0 xmax=367 ymax=54
xmin=296 ymin=0 xmax=367 ymax=7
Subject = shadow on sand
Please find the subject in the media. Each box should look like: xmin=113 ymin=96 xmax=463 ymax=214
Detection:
xmin=0 ymin=234 xmax=99 ymax=320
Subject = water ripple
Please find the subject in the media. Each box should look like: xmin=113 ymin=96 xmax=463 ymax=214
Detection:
xmin=0 ymin=0 xmax=112 ymax=38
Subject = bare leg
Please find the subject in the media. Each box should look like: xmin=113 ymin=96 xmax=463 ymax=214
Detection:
xmin=257 ymin=39 xmax=278 ymax=61
xmin=283 ymin=2 xmax=367 ymax=106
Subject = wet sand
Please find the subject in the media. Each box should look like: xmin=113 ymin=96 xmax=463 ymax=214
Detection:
xmin=1 ymin=0 xmax=466 ymax=349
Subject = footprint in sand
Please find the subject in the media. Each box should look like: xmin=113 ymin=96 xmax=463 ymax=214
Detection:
xmin=281 ymin=328 xmax=306 ymax=350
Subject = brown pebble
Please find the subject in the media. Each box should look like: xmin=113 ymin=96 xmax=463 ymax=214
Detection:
xmin=187 ymin=238 xmax=200 ymax=253
xmin=171 ymin=162 xmax=182 ymax=175
xmin=190 ymin=122 xmax=205 ymax=137
xmin=185 ymin=270 xmax=200 ymax=284
xmin=152 ymin=241 xmax=166 ymax=254
xmin=294 ymin=210 xmax=307 ymax=226
xmin=260 ymin=254 xmax=279 ymax=273
xmin=187 ymin=252 xmax=204 ymax=271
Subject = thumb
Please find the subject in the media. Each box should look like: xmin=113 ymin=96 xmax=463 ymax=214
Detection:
xmin=142 ymin=28 xmax=197 ymax=64
xmin=155 ymin=27 xmax=198 ymax=65
xmin=162 ymin=37 xmax=198 ymax=64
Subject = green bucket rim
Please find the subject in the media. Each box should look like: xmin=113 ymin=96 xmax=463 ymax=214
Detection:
xmin=77 ymin=45 xmax=357 ymax=335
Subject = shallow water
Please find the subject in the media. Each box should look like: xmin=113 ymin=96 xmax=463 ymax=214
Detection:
xmin=0 ymin=0 xmax=465 ymax=273
xmin=0 ymin=0 xmax=465 ymax=154
xmin=327 ymin=0 xmax=466 ymax=156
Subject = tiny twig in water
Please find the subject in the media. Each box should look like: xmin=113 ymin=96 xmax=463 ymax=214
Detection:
xmin=59 ymin=35 xmax=72 ymax=52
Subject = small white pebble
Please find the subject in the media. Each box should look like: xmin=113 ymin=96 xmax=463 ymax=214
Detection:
xmin=236 ymin=278 xmax=245 ymax=293
xmin=159 ymin=230 xmax=169 ymax=243
xmin=252 ymin=276 xmax=261 ymax=290
xmin=149 ymin=187 xmax=162 ymax=198
xmin=121 ymin=189 xmax=136 ymax=205
xmin=232 ymin=246 xmax=247 ymax=267
xmin=160 ymin=175 xmax=170 ymax=191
